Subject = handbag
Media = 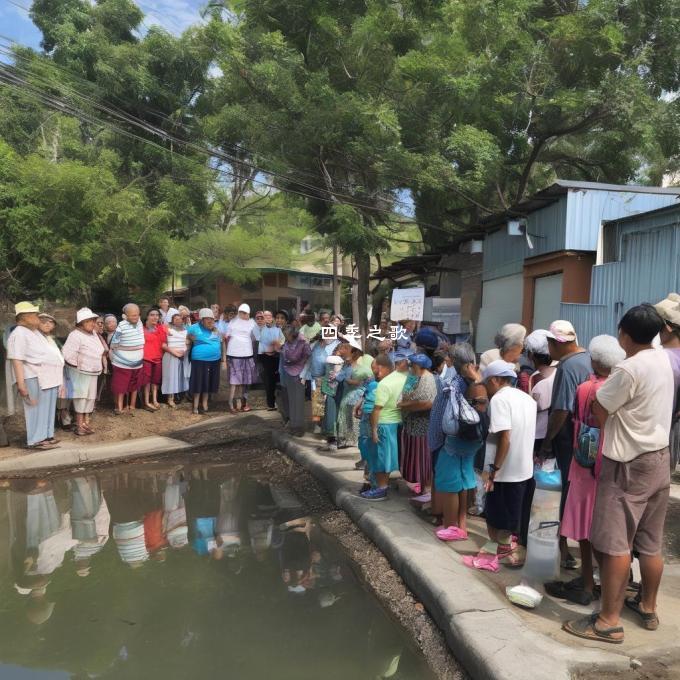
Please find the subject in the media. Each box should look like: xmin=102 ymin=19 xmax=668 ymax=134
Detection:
xmin=574 ymin=377 xmax=600 ymax=468
xmin=442 ymin=381 xmax=480 ymax=436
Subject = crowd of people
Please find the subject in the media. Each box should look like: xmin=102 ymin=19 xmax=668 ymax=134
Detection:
xmin=4 ymin=291 xmax=680 ymax=644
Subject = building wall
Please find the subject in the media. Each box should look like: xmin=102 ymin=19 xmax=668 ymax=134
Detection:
xmin=565 ymin=189 xmax=680 ymax=251
xmin=561 ymin=206 xmax=680 ymax=345
xmin=521 ymin=251 xmax=595 ymax=330
xmin=482 ymin=197 xmax=568 ymax=281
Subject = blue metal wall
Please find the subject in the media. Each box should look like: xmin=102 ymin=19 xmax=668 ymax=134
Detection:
xmin=563 ymin=205 xmax=680 ymax=345
xmin=565 ymin=190 xmax=680 ymax=251
xmin=482 ymin=197 xmax=568 ymax=281
xmin=560 ymin=303 xmax=614 ymax=344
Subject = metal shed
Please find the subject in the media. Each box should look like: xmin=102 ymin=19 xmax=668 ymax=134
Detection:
xmin=476 ymin=181 xmax=680 ymax=351
xmin=561 ymin=202 xmax=680 ymax=345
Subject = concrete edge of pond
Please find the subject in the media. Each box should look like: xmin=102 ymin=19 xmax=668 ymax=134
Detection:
xmin=0 ymin=435 xmax=194 ymax=474
xmin=272 ymin=430 xmax=632 ymax=680
xmin=0 ymin=410 xmax=282 ymax=476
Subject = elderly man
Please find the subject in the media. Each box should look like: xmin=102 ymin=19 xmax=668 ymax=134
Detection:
xmin=479 ymin=323 xmax=526 ymax=370
xmin=109 ymin=303 xmax=145 ymax=415
xmin=480 ymin=360 xmax=536 ymax=566
xmin=539 ymin=320 xmax=592 ymax=569
xmin=564 ymin=305 xmax=673 ymax=644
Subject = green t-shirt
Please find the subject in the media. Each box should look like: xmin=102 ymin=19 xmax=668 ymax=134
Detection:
xmin=300 ymin=322 xmax=321 ymax=342
xmin=359 ymin=354 xmax=374 ymax=371
xmin=374 ymin=370 xmax=408 ymax=424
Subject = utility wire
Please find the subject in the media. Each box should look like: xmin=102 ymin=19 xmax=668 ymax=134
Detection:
xmin=0 ymin=55 xmax=426 ymax=220
xmin=0 ymin=68 xmax=438 ymax=234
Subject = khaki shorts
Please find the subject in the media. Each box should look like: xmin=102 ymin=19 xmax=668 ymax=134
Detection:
xmin=590 ymin=448 xmax=670 ymax=556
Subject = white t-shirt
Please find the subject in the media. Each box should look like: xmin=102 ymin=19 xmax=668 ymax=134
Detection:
xmin=226 ymin=318 xmax=257 ymax=358
xmin=596 ymin=348 xmax=674 ymax=462
xmin=6 ymin=325 xmax=56 ymax=386
xmin=484 ymin=386 xmax=537 ymax=483
xmin=530 ymin=368 xmax=556 ymax=440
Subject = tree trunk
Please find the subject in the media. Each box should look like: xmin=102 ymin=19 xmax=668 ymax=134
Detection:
xmin=351 ymin=257 xmax=360 ymax=331
xmin=355 ymin=251 xmax=371 ymax=349
xmin=332 ymin=245 xmax=341 ymax=315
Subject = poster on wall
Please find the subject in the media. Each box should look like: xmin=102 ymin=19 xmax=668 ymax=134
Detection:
xmin=390 ymin=287 xmax=425 ymax=321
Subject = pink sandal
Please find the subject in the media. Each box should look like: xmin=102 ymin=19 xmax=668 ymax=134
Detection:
xmin=436 ymin=526 xmax=469 ymax=542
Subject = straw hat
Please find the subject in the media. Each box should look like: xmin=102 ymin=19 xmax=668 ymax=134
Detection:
xmin=654 ymin=293 xmax=680 ymax=327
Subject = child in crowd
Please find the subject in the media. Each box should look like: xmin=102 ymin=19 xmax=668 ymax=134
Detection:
xmin=355 ymin=360 xmax=379 ymax=488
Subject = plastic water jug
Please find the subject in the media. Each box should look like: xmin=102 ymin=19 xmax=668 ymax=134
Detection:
xmin=523 ymin=521 xmax=560 ymax=583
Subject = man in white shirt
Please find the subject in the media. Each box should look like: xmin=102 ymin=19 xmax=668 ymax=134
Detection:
xmin=564 ymin=305 xmax=673 ymax=644
xmin=481 ymin=360 xmax=536 ymax=565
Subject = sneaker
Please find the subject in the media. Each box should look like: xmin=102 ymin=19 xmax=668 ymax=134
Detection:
xmin=318 ymin=444 xmax=338 ymax=453
xmin=436 ymin=526 xmax=468 ymax=542
xmin=360 ymin=487 xmax=388 ymax=501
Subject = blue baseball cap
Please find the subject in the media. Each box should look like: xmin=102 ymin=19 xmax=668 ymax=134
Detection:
xmin=389 ymin=348 xmax=414 ymax=364
xmin=408 ymin=352 xmax=432 ymax=369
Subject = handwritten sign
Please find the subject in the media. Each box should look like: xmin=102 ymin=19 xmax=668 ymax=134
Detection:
xmin=390 ymin=287 xmax=425 ymax=322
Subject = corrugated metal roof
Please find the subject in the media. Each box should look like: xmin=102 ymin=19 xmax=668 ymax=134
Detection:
xmin=479 ymin=180 xmax=680 ymax=230
xmin=603 ymin=200 xmax=680 ymax=226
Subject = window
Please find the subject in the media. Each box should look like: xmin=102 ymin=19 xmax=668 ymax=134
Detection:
xmin=262 ymin=273 xmax=277 ymax=287
xmin=278 ymin=273 xmax=288 ymax=287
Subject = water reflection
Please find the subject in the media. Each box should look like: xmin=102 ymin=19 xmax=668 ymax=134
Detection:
xmin=0 ymin=464 xmax=431 ymax=679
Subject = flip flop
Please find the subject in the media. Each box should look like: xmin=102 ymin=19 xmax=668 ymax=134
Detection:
xmin=562 ymin=613 xmax=624 ymax=644
xmin=463 ymin=553 xmax=500 ymax=573
xmin=624 ymin=597 xmax=659 ymax=630
xmin=242 ymin=405 xmax=252 ymax=412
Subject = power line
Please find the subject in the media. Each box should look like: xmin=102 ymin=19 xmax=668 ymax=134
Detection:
xmin=0 ymin=33 xmax=424 ymax=206
xmin=0 ymin=68 xmax=438 ymax=233
xmin=0 ymin=54 xmax=425 ymax=220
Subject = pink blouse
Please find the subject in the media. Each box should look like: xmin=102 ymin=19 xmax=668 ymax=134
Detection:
xmin=62 ymin=329 xmax=106 ymax=375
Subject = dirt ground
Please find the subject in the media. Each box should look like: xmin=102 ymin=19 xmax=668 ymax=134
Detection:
xmin=0 ymin=389 xmax=268 ymax=457
xmin=575 ymin=660 xmax=680 ymax=680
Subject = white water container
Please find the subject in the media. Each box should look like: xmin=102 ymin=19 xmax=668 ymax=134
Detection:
xmin=523 ymin=521 xmax=560 ymax=583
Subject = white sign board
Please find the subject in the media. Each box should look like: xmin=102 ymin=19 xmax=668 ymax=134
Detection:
xmin=390 ymin=287 xmax=425 ymax=321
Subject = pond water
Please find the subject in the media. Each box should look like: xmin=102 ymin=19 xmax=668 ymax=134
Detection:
xmin=0 ymin=463 xmax=433 ymax=679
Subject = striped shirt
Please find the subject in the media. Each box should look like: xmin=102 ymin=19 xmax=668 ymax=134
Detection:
xmin=166 ymin=327 xmax=188 ymax=351
xmin=110 ymin=320 xmax=145 ymax=369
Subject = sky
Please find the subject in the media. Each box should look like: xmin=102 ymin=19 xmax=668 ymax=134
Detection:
xmin=0 ymin=0 xmax=207 ymax=50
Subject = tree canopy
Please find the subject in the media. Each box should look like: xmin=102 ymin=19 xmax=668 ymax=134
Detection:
xmin=0 ymin=0 xmax=678 ymax=312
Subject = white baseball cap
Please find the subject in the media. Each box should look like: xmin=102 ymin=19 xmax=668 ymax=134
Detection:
xmin=482 ymin=360 xmax=517 ymax=382
xmin=238 ymin=303 xmax=250 ymax=314
xmin=545 ymin=320 xmax=577 ymax=343
xmin=76 ymin=307 xmax=99 ymax=324
xmin=198 ymin=308 xmax=213 ymax=319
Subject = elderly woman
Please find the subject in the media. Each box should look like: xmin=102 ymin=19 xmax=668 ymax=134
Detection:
xmin=177 ymin=306 xmax=192 ymax=329
xmin=549 ymin=335 xmax=626 ymax=605
xmin=187 ymin=308 xmax=226 ymax=414
xmin=278 ymin=325 xmax=312 ymax=437
xmin=109 ymin=303 xmax=145 ymax=416
xmin=7 ymin=302 xmax=63 ymax=450
xmin=61 ymin=308 xmax=107 ymax=436
xmin=62 ymin=308 xmax=107 ymax=435
xmin=479 ymin=323 xmax=526 ymax=370
xmin=399 ymin=353 xmax=438 ymax=496
xmin=140 ymin=309 xmax=167 ymax=412
xmin=103 ymin=315 xmax=118 ymax=344
xmin=224 ymin=303 xmax=258 ymax=413
xmin=37 ymin=313 xmax=71 ymax=430
xmin=162 ymin=312 xmax=190 ymax=408
xmin=432 ymin=343 xmax=485 ymax=524
xmin=256 ymin=310 xmax=285 ymax=411
xmin=336 ymin=340 xmax=373 ymax=448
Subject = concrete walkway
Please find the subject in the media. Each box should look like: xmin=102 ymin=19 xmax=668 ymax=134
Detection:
xmin=273 ymin=430 xmax=680 ymax=680
xmin=0 ymin=411 xmax=281 ymax=475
